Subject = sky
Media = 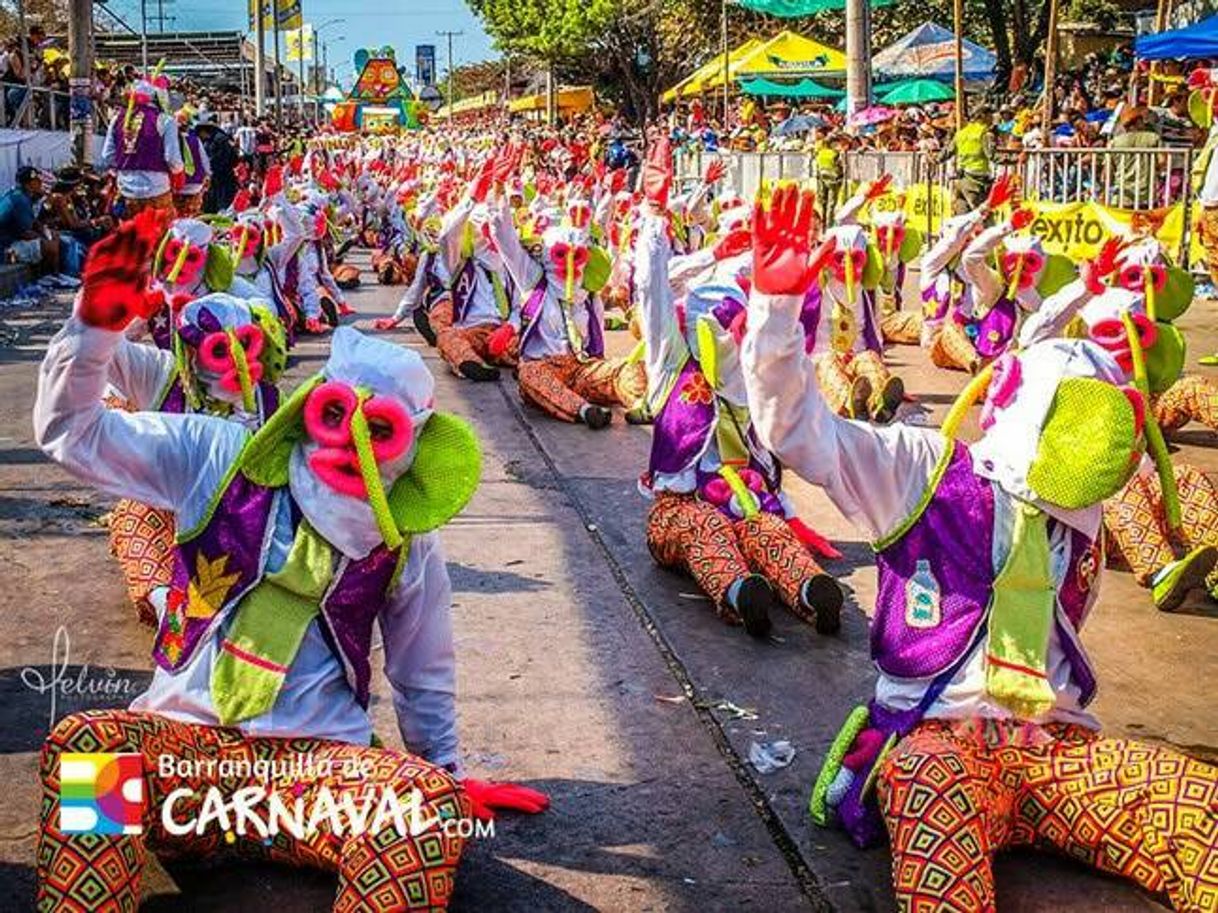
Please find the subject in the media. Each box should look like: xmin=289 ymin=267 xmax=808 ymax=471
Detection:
xmin=99 ymin=0 xmax=496 ymax=83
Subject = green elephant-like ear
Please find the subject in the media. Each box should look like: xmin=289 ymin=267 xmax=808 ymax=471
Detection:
xmin=387 ymin=413 xmax=481 ymax=534
xmin=898 ymin=227 xmax=923 ymax=264
xmin=1156 ymin=267 xmax=1195 ymax=322
xmin=1144 ymin=321 xmax=1187 ymax=394
xmin=861 ymin=244 xmax=883 ymax=290
xmin=1037 ymin=253 xmax=1077 ymax=298
xmin=250 ymin=304 xmax=288 ymax=383
xmin=239 ymin=374 xmax=323 ymax=487
xmin=205 ymin=243 xmax=236 ymax=293
xmin=582 ymin=246 xmax=611 ymax=294
xmin=1189 ymin=89 xmax=1213 ymax=129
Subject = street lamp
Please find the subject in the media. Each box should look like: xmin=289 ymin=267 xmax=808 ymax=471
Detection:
xmin=311 ymin=19 xmax=345 ymax=119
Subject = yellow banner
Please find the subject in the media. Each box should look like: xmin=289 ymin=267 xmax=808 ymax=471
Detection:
xmin=285 ymin=25 xmax=314 ymax=63
xmin=248 ymin=0 xmax=302 ymax=32
xmin=1023 ymin=200 xmax=1204 ymax=269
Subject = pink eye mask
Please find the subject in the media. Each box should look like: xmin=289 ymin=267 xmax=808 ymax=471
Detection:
xmin=303 ymin=381 xmax=414 ymax=500
xmin=1000 ymin=250 xmax=1044 ymax=289
xmin=830 ymin=248 xmax=866 ymax=282
xmin=1118 ymin=263 xmax=1166 ymax=292
xmin=161 ymin=239 xmax=207 ymax=286
xmin=548 ymin=244 xmax=589 ymax=279
xmin=1088 ymin=314 xmax=1158 ymax=373
xmin=230 ymin=226 xmax=263 ymax=258
xmin=875 ymin=225 xmax=905 ymax=253
xmin=979 ymin=353 xmax=1022 ymax=430
xmin=196 ymin=325 xmax=266 ymax=394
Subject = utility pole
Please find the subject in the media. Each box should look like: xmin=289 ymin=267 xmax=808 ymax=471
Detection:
xmin=297 ymin=25 xmax=307 ymax=120
xmin=16 ymin=0 xmax=30 ymax=127
xmin=437 ymin=30 xmax=462 ymax=122
xmin=1041 ymin=0 xmax=1060 ymax=134
xmin=140 ymin=0 xmax=149 ymax=71
xmin=721 ymin=0 xmax=729 ymax=126
xmin=844 ymin=0 xmax=871 ymax=117
xmin=68 ymin=0 xmax=94 ymax=163
xmin=953 ymin=0 xmax=966 ymax=129
xmin=273 ymin=5 xmax=282 ymax=129
xmin=254 ymin=3 xmax=266 ymax=116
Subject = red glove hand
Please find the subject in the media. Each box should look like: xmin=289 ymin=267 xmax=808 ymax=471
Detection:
xmin=1188 ymin=67 xmax=1214 ymax=90
xmin=462 ymin=779 xmax=550 ymax=822
xmin=865 ymin=173 xmax=893 ymax=202
xmin=77 ymin=209 xmax=167 ymax=330
xmin=486 ymin=323 xmax=518 ymax=359
xmin=372 ymin=316 xmax=397 ymax=331
xmin=263 ymin=164 xmax=285 ymax=199
xmin=470 ymin=158 xmax=495 ymax=203
xmin=752 ymin=185 xmax=819 ymax=296
xmin=787 ymin=517 xmax=843 ymax=560
xmin=713 ymin=227 xmax=751 ymax=261
xmin=704 ymin=157 xmax=727 ymax=185
xmin=170 ymin=170 xmax=186 ymax=193
xmin=1010 ymin=207 xmax=1035 ymax=231
xmin=1082 ymin=237 xmax=1124 ymax=295
xmin=642 ymin=137 xmax=672 ymax=208
xmin=985 ymin=173 xmax=1014 ymax=211
xmin=610 ymin=169 xmax=627 ymax=194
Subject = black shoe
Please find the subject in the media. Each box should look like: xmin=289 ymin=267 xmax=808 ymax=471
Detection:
xmin=413 ymin=307 xmax=437 ymax=346
xmin=872 ymin=376 xmax=905 ymax=425
xmin=801 ymin=575 xmax=844 ymax=635
xmin=580 ymin=405 xmax=613 ymax=429
xmin=319 ymin=296 xmax=340 ymax=327
xmin=731 ymin=575 xmax=776 ymax=638
xmin=848 ymin=376 xmax=872 ymax=420
xmin=458 ymin=360 xmax=501 ymax=382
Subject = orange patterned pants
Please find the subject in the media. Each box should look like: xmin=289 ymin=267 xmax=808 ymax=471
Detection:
xmin=1199 ymin=206 xmax=1218 ymax=286
xmin=436 ymin=322 xmax=518 ymax=372
xmin=38 ymin=710 xmax=469 ymax=912
xmin=879 ymin=718 xmax=1218 ymax=913
xmin=645 ymin=493 xmax=827 ymax=625
xmin=1154 ymin=375 xmax=1218 ymax=438
xmin=1104 ymin=463 xmax=1218 ymax=588
xmin=816 ymin=350 xmax=893 ymax=417
xmin=929 ymin=319 xmax=981 ymax=373
xmin=517 ymin=354 xmax=646 ymax=422
xmin=881 ymin=311 xmax=923 ymax=346
xmin=108 ymin=499 xmax=174 ymax=628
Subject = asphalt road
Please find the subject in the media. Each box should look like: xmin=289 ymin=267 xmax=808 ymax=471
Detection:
xmin=0 ymin=263 xmax=1213 ymax=912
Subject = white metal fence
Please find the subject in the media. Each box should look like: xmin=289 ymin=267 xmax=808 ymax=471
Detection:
xmin=675 ymin=145 xmax=1203 ymax=269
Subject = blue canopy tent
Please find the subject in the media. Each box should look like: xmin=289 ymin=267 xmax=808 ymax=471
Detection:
xmin=1135 ymin=12 xmax=1218 ymax=59
xmin=872 ymin=22 xmax=996 ymax=82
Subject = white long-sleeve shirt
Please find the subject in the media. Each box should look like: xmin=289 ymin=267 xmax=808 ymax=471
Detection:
xmin=34 ymin=317 xmax=461 ymax=768
xmin=742 ymin=290 xmax=1098 ymax=729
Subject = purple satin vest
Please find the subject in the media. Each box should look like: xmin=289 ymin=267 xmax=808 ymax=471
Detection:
xmin=114 ymin=105 xmax=170 ymax=173
xmin=152 ymin=473 xmax=403 ymax=707
xmin=181 ymin=130 xmax=205 ymax=186
xmin=872 ymin=441 xmax=1098 ymax=704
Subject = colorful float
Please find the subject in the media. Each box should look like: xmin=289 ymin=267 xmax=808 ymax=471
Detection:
xmin=331 ymin=47 xmax=428 ymax=132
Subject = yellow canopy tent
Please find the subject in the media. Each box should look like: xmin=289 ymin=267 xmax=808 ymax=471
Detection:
xmin=508 ymin=85 xmax=595 ymax=115
xmin=436 ymin=90 xmax=500 ymax=119
xmin=733 ymin=30 xmax=846 ymax=79
xmin=661 ymin=38 xmax=764 ymax=103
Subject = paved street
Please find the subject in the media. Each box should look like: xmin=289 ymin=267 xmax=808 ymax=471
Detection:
xmin=0 ymin=266 xmax=1214 ymax=912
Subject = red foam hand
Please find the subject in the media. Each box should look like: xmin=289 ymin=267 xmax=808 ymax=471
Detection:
xmin=288 ymin=154 xmax=304 ymax=175
xmin=642 ymin=137 xmax=672 ymax=208
xmin=263 ymin=164 xmax=285 ymax=199
xmin=713 ymin=227 xmax=751 ymax=262
xmin=865 ymin=173 xmax=893 ymax=202
xmin=471 ymin=157 xmax=495 ymax=204
xmin=787 ymin=517 xmax=843 ymax=560
xmin=232 ymin=189 xmax=252 ymax=213
xmin=985 ymin=173 xmax=1014 ymax=211
xmin=486 ymin=323 xmax=518 ymax=359
xmin=1082 ymin=237 xmax=1124 ymax=295
xmin=492 ymin=145 xmax=519 ymax=187
xmin=462 ymin=779 xmax=550 ymax=822
xmin=610 ymin=168 xmax=627 ymax=194
xmin=170 ymin=170 xmax=186 ymax=193
xmin=1010 ymin=207 xmax=1035 ymax=231
xmin=704 ymin=157 xmax=727 ymax=185
xmin=78 ymin=209 xmax=167 ymax=330
xmin=752 ymin=185 xmax=819 ymax=296
xmin=1187 ymin=67 xmax=1214 ymax=90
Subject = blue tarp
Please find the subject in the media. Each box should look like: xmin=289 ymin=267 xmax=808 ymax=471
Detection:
xmin=1135 ymin=12 xmax=1218 ymax=60
xmin=872 ymin=22 xmax=996 ymax=82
